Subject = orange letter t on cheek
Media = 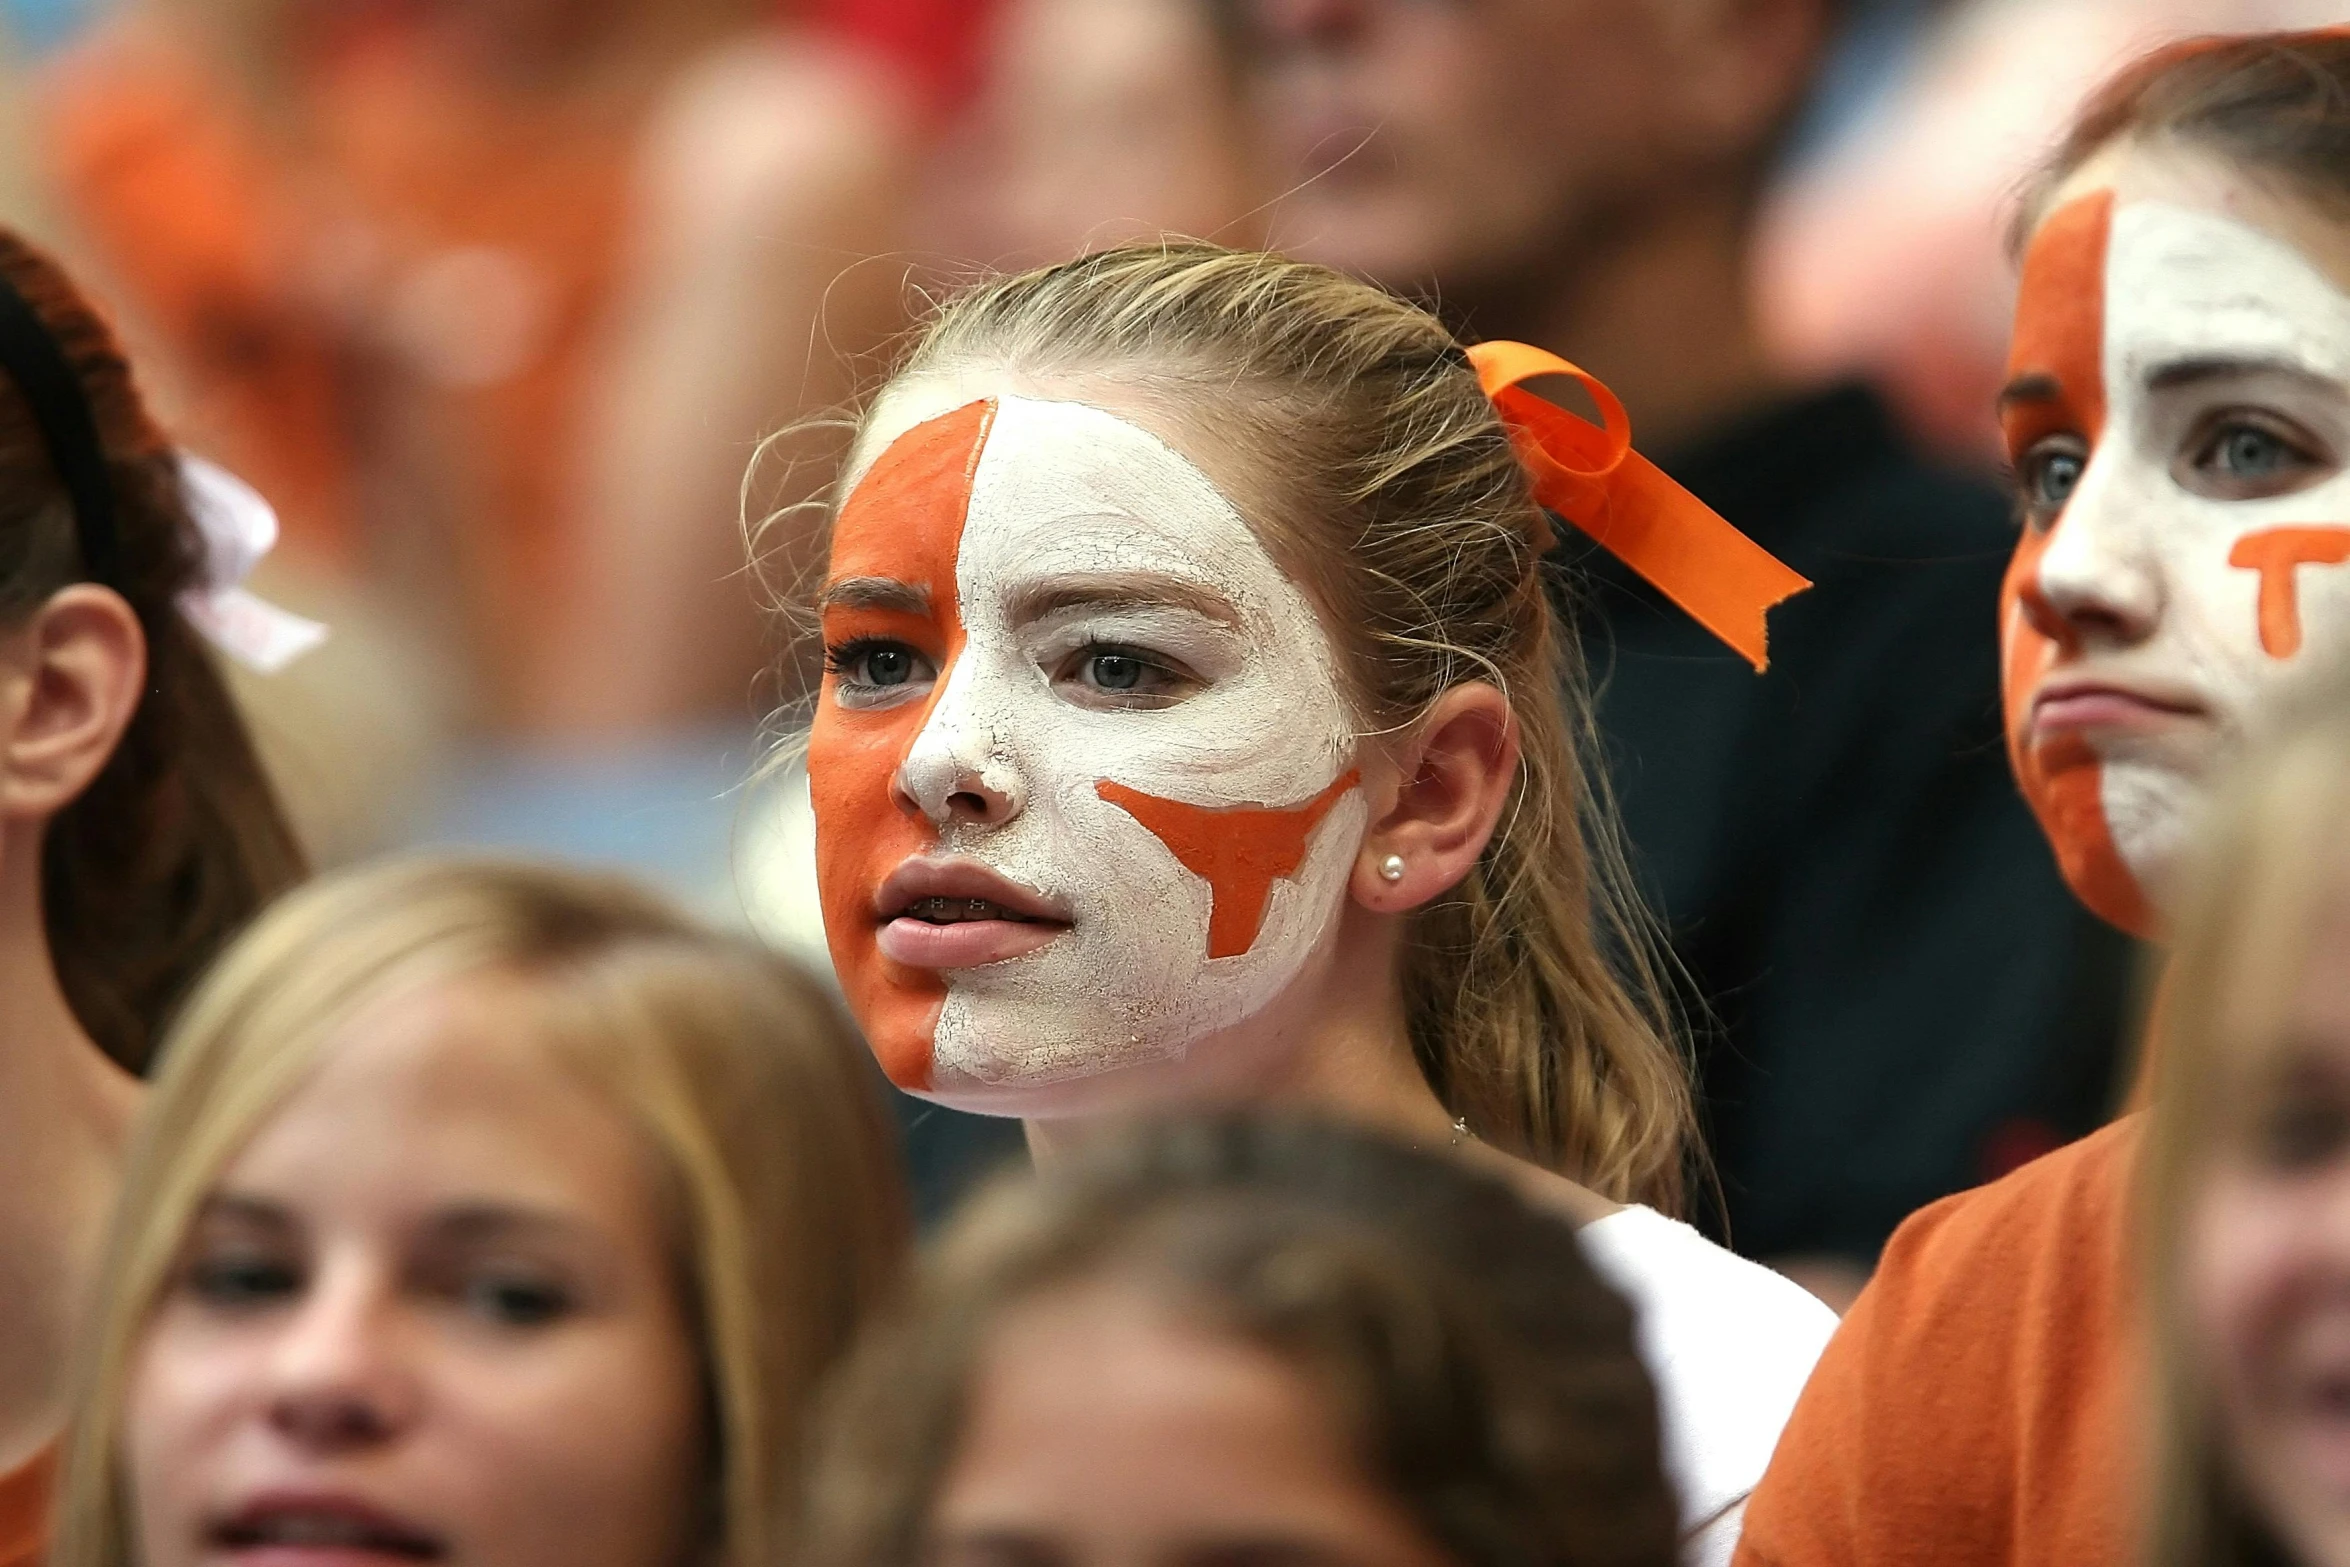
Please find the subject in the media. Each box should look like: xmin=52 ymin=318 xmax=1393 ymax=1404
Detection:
xmin=2228 ymin=526 xmax=2350 ymax=659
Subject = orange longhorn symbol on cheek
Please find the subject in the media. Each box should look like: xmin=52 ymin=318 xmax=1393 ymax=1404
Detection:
xmin=2228 ymin=527 xmax=2350 ymax=659
xmin=1096 ymin=771 xmax=1361 ymax=960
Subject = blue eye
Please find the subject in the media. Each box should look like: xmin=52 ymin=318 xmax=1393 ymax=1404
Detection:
xmin=2214 ymin=425 xmax=2293 ymax=478
xmin=1088 ymin=653 xmax=1145 ymax=691
xmin=2031 ymin=450 xmax=2084 ymax=508
xmin=825 ymin=638 xmax=936 ymax=707
xmin=863 ymin=647 xmax=917 ymax=686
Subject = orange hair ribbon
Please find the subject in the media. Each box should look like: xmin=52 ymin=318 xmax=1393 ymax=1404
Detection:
xmin=1469 ymin=340 xmax=1811 ymax=673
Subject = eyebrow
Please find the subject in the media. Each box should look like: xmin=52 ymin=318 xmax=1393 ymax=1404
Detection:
xmin=2144 ymin=354 xmax=2337 ymax=393
xmin=193 ymin=1193 xmax=296 ymax=1232
xmin=819 ymin=576 xmax=931 ymax=614
xmin=1997 ymin=373 xmax=2064 ymax=409
xmin=424 ymin=1203 xmax=599 ymax=1249
xmin=1006 ymin=571 xmax=1241 ymax=628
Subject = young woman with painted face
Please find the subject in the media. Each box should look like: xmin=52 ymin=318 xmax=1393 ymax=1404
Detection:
xmin=50 ymin=857 xmax=908 ymax=1567
xmin=2143 ymin=673 xmax=2350 ymax=1567
xmin=0 ymin=230 xmax=305 ymax=1567
xmin=802 ymin=243 xmax=1835 ymax=1565
xmin=1730 ymin=28 xmax=2350 ymax=1567
xmin=804 ymin=1114 xmax=1680 ymax=1567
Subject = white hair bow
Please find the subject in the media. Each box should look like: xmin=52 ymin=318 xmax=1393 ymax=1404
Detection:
xmin=174 ymin=455 xmax=330 ymax=674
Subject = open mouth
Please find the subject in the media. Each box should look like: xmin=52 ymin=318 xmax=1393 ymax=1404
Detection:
xmin=213 ymin=1503 xmax=446 ymax=1561
xmin=897 ymin=895 xmax=1054 ymax=926
xmin=875 ymin=860 xmax=1072 ymax=970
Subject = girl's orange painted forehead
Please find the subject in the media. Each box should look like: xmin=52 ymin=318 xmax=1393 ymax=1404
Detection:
xmin=826 ymin=398 xmax=998 ymax=600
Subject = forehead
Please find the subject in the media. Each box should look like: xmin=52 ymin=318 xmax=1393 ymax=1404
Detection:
xmin=2044 ymin=139 xmax=2350 ymax=300
xmin=219 ymin=975 xmax=643 ymax=1214
xmin=2098 ymin=202 xmax=2350 ymax=381
xmin=843 ymin=377 xmax=1298 ymax=603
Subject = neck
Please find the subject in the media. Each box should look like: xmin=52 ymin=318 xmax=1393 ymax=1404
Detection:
xmin=0 ymin=823 xmax=140 ymax=1473
xmin=1021 ymin=909 xmax=1626 ymax=1228
xmin=1458 ymin=186 xmax=1785 ymax=457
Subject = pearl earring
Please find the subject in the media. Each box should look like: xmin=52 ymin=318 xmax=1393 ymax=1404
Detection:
xmin=1378 ymin=854 xmax=1407 ymax=884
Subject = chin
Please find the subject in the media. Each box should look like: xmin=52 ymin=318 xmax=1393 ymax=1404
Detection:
xmin=2098 ymin=756 xmax=2202 ymax=914
xmin=909 ymin=981 xmax=1329 ymax=1123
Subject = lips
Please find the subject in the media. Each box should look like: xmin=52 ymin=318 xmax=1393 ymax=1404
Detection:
xmin=211 ymin=1492 xmax=447 ymax=1564
xmin=874 ymin=858 xmax=1072 ymax=970
xmin=2029 ymin=675 xmax=2209 ymax=741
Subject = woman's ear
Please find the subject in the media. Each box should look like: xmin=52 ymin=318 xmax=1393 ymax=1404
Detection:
xmin=1350 ymin=682 xmax=1520 ymax=913
xmin=0 ymin=585 xmax=148 ymax=825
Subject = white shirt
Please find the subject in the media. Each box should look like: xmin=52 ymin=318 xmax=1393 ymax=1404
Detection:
xmin=1577 ymin=1206 xmax=1839 ymax=1567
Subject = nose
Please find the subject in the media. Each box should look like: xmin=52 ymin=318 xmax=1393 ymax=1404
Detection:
xmin=2021 ymin=462 xmax=2163 ymax=653
xmin=262 ymin=1256 xmax=418 ymax=1454
xmin=894 ymin=662 xmax=1025 ymax=828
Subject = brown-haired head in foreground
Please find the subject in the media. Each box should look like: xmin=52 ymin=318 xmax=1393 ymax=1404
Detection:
xmin=2017 ymin=28 xmax=2350 ymax=243
xmin=835 ymin=241 xmax=1693 ymax=1212
xmin=0 ymin=229 xmax=304 ymax=1072
xmin=55 ymin=856 xmax=910 ymax=1567
xmin=802 ymin=1113 xmax=1679 ymax=1567
xmin=2144 ymin=664 xmax=2350 ymax=1567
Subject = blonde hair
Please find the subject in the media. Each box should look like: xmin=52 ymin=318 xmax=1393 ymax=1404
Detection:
xmin=53 ymin=857 xmax=909 ymax=1567
xmin=833 ymin=243 xmax=1693 ymax=1211
xmin=2143 ymin=670 xmax=2350 ymax=1567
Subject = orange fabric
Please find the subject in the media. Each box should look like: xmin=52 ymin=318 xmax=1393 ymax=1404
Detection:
xmin=39 ymin=21 xmax=639 ymax=720
xmin=810 ymin=399 xmax=995 ymax=1090
xmin=1999 ymin=191 xmax=2154 ymax=938
xmin=2229 ymin=526 xmax=2350 ymax=659
xmin=1466 ymin=340 xmax=1810 ymax=673
xmin=1095 ymin=769 xmax=1359 ymax=959
xmin=0 ymin=1447 xmax=55 ymax=1567
xmin=1733 ymin=1115 xmax=2145 ymax=1567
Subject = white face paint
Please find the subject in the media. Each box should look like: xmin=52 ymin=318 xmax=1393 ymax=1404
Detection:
xmin=2014 ymin=199 xmax=2350 ymax=908
xmin=812 ymin=379 xmax=1367 ymax=1111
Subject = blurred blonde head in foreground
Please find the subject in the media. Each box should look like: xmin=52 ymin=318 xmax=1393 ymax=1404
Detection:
xmin=52 ymin=856 xmax=907 ymax=1567
xmin=2147 ymin=663 xmax=2350 ymax=1567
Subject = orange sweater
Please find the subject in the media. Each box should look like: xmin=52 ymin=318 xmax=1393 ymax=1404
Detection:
xmin=0 ymin=1447 xmax=54 ymax=1567
xmin=1732 ymin=1114 xmax=2144 ymax=1567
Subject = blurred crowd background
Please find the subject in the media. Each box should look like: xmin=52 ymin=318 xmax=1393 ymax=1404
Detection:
xmin=0 ymin=0 xmax=2335 ymax=1277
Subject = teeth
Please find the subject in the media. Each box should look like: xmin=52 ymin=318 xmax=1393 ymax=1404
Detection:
xmin=906 ymin=896 xmax=1031 ymax=924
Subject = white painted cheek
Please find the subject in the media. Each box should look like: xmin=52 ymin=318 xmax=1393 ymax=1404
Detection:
xmin=2102 ymin=203 xmax=2350 ymax=713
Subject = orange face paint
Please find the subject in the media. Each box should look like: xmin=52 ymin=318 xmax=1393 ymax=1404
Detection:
xmin=2000 ymin=190 xmax=2156 ymax=937
xmin=809 ymin=398 xmax=996 ymax=1089
xmin=2228 ymin=526 xmax=2350 ymax=659
xmin=1095 ymin=770 xmax=1362 ymax=960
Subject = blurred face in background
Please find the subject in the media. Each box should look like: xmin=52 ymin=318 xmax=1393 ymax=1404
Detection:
xmin=922 ymin=0 xmax=1256 ymax=268
xmin=123 ymin=972 xmax=708 ymax=1567
xmin=2000 ymin=143 xmax=2350 ymax=933
xmin=1218 ymin=0 xmax=1819 ymax=299
xmin=925 ymin=1279 xmax=1459 ymax=1567
xmin=2181 ymin=857 xmax=2350 ymax=1567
